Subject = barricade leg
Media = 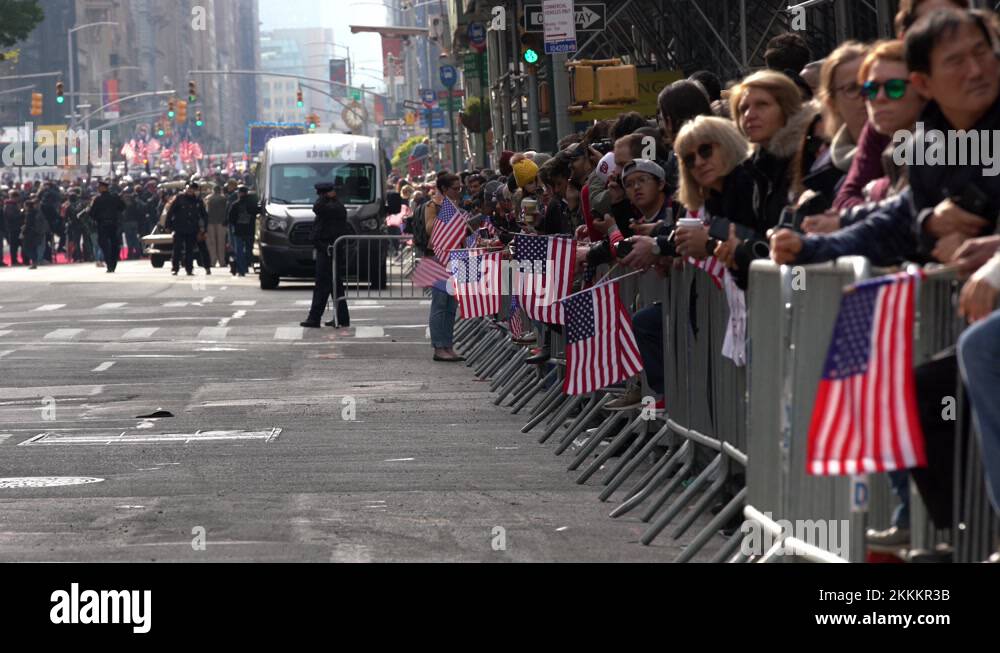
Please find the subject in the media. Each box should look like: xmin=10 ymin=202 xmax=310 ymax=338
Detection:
xmin=572 ymin=412 xmax=644 ymax=478
xmin=672 ymin=459 xmax=732 ymax=539
xmin=521 ymin=380 xmax=565 ymax=432
xmin=639 ymin=449 xmax=716 ymax=523
xmin=478 ymin=341 xmax=515 ymax=379
xmin=677 ymin=487 xmax=748 ymax=563
xmin=566 ymin=411 xmax=628 ymax=471
xmin=504 ymin=368 xmax=540 ymax=408
xmin=599 ymin=423 xmax=671 ymax=501
xmin=490 ymin=351 xmax=527 ymax=393
xmin=465 ymin=329 xmax=501 ymax=366
xmin=511 ymin=367 xmax=555 ymax=414
xmin=494 ymin=365 xmax=534 ymax=406
xmin=528 ymin=369 xmax=563 ymax=417
xmin=639 ymin=454 xmax=722 ymax=542
xmin=609 ymin=440 xmax=691 ymax=519
xmin=554 ymin=394 xmax=614 ymax=455
xmin=538 ymin=395 xmax=584 ymax=444
xmin=473 ymin=333 xmax=508 ymax=375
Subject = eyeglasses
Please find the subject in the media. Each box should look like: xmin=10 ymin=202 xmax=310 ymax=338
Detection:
xmin=834 ymin=82 xmax=862 ymax=99
xmin=862 ymin=79 xmax=909 ymax=101
xmin=624 ymin=175 xmax=657 ymax=189
xmin=682 ymin=143 xmax=715 ymax=169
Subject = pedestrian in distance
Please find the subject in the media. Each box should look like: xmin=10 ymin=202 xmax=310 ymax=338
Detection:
xmin=301 ymin=181 xmax=355 ymax=329
xmin=89 ymin=180 xmax=125 ymax=273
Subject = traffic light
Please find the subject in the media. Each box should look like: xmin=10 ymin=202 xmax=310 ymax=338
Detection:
xmin=156 ymin=119 xmax=166 ymax=137
xmin=56 ymin=81 xmax=64 ymax=104
xmin=176 ymin=100 xmax=188 ymax=123
xmin=521 ymin=32 xmax=542 ymax=66
xmin=307 ymin=113 xmax=319 ymax=130
xmin=297 ymin=88 xmax=304 ymax=108
xmin=195 ymin=111 xmax=204 ymax=127
xmin=30 ymin=92 xmax=43 ymax=116
xmin=188 ymin=80 xmax=198 ymax=103
xmin=167 ymin=99 xmax=176 ymax=119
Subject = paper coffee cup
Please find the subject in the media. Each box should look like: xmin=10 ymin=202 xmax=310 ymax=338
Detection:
xmin=677 ymin=217 xmax=703 ymax=229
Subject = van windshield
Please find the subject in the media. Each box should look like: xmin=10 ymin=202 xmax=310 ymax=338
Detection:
xmin=269 ymin=163 xmax=376 ymax=205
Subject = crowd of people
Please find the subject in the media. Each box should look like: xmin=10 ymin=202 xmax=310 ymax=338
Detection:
xmin=395 ymin=0 xmax=999 ymax=559
xmin=0 ymin=170 xmax=257 ymax=275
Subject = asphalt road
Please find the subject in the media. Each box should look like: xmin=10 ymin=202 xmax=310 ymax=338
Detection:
xmin=0 ymin=259 xmax=717 ymax=562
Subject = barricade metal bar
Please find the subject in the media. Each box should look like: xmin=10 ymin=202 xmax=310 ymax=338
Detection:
xmin=522 ymin=381 xmax=565 ymax=430
xmin=506 ymin=368 xmax=542 ymax=409
xmin=553 ymin=394 xmax=614 ymax=455
xmin=598 ymin=427 xmax=654 ymax=488
xmin=491 ymin=352 xmax=528 ymax=393
xmin=511 ymin=367 xmax=556 ymax=414
xmin=576 ymin=414 xmax=650 ymax=484
xmin=639 ymin=451 xmax=720 ymax=525
xmin=494 ymin=366 xmax=534 ymax=406
xmin=681 ymin=487 xmax=748 ymax=563
xmin=539 ymin=394 xmax=593 ymax=444
xmin=666 ymin=418 xmax=722 ymax=453
xmin=567 ymin=412 xmax=630 ymax=471
xmin=610 ymin=440 xmax=692 ymax=518
xmin=672 ymin=456 xmax=731 ymax=539
xmin=599 ymin=424 xmax=671 ymax=501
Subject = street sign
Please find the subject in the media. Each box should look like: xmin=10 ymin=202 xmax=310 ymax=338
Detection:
xmin=247 ymin=122 xmax=305 ymax=155
xmin=467 ymin=22 xmax=487 ymax=53
xmin=439 ymin=64 xmax=458 ymax=89
xmin=542 ymin=0 xmax=579 ymax=55
xmin=402 ymin=99 xmax=424 ymax=112
xmin=524 ymin=3 xmax=606 ymax=33
xmin=348 ymin=87 xmax=363 ymax=102
xmin=382 ymin=118 xmax=405 ymax=127
xmin=420 ymin=88 xmax=437 ymax=108
xmin=419 ymin=108 xmax=446 ymax=129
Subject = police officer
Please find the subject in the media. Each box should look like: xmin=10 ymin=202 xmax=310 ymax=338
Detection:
xmin=89 ymin=179 xmax=125 ymax=273
xmin=166 ymin=182 xmax=208 ymax=276
xmin=301 ymin=181 xmax=355 ymax=328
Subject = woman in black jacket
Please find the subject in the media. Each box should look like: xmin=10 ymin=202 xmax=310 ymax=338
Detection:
xmin=725 ymin=69 xmax=818 ymax=278
xmin=20 ymin=198 xmax=49 ymax=269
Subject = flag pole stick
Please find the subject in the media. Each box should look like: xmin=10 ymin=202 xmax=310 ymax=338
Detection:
xmin=559 ymin=269 xmax=644 ymax=303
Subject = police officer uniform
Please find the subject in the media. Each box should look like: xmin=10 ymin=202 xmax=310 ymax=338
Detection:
xmin=301 ymin=181 xmax=355 ymax=328
xmin=89 ymin=180 xmax=126 ymax=273
xmin=166 ymin=182 xmax=209 ymax=275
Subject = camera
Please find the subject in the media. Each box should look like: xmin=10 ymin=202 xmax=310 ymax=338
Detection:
xmin=614 ymin=239 xmax=633 ymax=259
xmin=591 ymin=139 xmax=614 ymax=155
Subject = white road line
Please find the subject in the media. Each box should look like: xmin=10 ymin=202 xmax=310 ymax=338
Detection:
xmin=202 ymin=297 xmax=215 ymax=304
xmin=295 ymin=300 xmax=312 ymax=306
xmin=198 ymin=327 xmax=230 ymax=340
xmin=44 ymin=329 xmax=84 ymax=341
xmin=420 ymin=300 xmax=431 ymax=305
xmin=122 ymin=327 xmax=159 ymax=340
xmin=233 ymin=310 xmax=247 ymax=319
xmin=34 ymin=304 xmax=66 ymax=312
xmin=163 ymin=302 xmax=189 ymax=308
xmin=0 ymin=350 xmax=13 ymax=359
xmin=96 ymin=302 xmax=127 ymax=310
xmin=274 ymin=327 xmax=304 ymax=340
xmin=0 ymin=331 xmax=11 ymax=338
xmin=355 ymin=327 xmax=385 ymax=338
xmin=92 ymin=361 xmax=115 ymax=372
xmin=231 ymin=300 xmax=257 ymax=306
xmin=425 ymin=327 xmax=431 ymax=339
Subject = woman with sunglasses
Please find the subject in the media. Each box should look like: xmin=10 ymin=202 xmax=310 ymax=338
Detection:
xmin=805 ymin=40 xmax=927 ymax=234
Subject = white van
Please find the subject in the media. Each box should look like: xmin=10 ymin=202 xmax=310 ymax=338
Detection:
xmin=255 ymin=133 xmax=401 ymax=290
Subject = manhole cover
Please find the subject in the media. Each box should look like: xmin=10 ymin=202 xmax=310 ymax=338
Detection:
xmin=0 ymin=477 xmax=105 ymax=488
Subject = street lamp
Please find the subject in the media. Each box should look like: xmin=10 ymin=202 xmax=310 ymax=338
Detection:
xmin=68 ymin=21 xmax=119 ymax=129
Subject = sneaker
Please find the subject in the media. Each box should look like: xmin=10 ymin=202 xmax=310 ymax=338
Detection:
xmin=605 ymin=387 xmax=642 ymax=410
xmin=865 ymin=526 xmax=910 ymax=550
xmin=300 ymin=321 xmax=321 ymax=328
xmin=171 ymin=270 xmax=178 ymax=276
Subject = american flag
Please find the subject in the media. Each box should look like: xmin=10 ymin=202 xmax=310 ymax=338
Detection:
xmin=449 ymin=249 xmax=502 ymax=319
xmin=509 ymin=296 xmax=526 ymax=338
xmin=513 ymin=234 xmax=574 ymax=324
xmin=412 ymin=256 xmax=453 ymax=293
xmin=561 ymin=281 xmax=643 ymax=395
xmin=430 ymin=196 xmax=468 ymax=259
xmin=687 ymin=256 xmax=726 ymax=289
xmin=806 ymin=271 xmax=927 ymax=476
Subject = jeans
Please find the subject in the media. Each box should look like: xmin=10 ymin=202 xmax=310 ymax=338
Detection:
xmin=632 ymin=304 xmax=664 ymax=395
xmin=958 ymin=310 xmax=1000 ymax=514
xmin=232 ymin=235 xmax=250 ymax=275
xmin=429 ymin=287 xmax=457 ymax=349
xmin=97 ymin=226 xmax=119 ymax=272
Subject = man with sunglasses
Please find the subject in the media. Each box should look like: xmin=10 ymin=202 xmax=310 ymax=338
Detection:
xmin=771 ymin=8 xmax=1000 ymax=268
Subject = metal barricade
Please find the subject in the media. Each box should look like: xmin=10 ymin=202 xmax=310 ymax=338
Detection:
xmin=331 ymin=235 xmax=425 ymax=309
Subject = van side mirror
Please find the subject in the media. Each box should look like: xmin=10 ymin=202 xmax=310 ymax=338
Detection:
xmin=386 ymin=192 xmax=402 ymax=215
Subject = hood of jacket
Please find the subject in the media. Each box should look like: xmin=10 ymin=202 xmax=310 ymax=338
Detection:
xmin=758 ymin=99 xmax=822 ymax=161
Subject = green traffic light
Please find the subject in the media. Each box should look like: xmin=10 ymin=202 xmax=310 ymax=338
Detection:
xmin=168 ymin=111 xmax=175 ymax=119
xmin=56 ymin=96 xmax=65 ymax=104
xmin=524 ymin=49 xmax=539 ymax=64
xmin=71 ymin=146 xmax=78 ymax=154
xmin=157 ymin=129 xmax=165 ymax=136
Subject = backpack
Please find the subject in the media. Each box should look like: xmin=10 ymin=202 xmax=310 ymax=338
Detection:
xmin=411 ymin=201 xmax=429 ymax=254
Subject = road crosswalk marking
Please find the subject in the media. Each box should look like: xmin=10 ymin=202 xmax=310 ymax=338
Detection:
xmin=274 ymin=327 xmax=303 ymax=340
xmin=198 ymin=327 xmax=230 ymax=340
xmin=0 ymin=350 xmax=13 ymax=359
xmin=231 ymin=300 xmax=257 ymax=306
xmin=92 ymin=361 xmax=115 ymax=372
xmin=34 ymin=304 xmax=65 ymax=312
xmin=44 ymin=329 xmax=84 ymax=340
xmin=0 ymin=331 xmax=11 ymax=338
xmin=163 ymin=302 xmax=189 ymax=308
xmin=122 ymin=327 xmax=159 ymax=340
xmin=97 ymin=303 xmax=127 ymax=310
xmin=355 ymin=327 xmax=385 ymax=338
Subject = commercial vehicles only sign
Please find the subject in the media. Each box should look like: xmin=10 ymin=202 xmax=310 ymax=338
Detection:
xmin=542 ymin=0 xmax=578 ymax=55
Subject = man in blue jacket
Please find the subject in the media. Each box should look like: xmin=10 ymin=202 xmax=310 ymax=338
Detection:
xmin=770 ymin=8 xmax=999 ymax=267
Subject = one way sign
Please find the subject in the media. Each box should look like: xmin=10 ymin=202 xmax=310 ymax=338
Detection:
xmin=524 ymin=3 xmax=606 ymax=33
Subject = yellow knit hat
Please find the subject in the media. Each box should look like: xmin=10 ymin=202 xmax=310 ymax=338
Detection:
xmin=513 ymin=158 xmax=539 ymax=188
